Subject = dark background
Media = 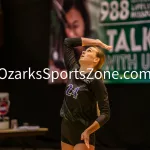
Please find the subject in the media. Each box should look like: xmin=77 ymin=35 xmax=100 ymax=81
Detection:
xmin=0 ymin=0 xmax=150 ymax=149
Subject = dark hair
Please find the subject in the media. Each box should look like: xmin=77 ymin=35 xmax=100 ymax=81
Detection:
xmin=63 ymin=0 xmax=91 ymax=37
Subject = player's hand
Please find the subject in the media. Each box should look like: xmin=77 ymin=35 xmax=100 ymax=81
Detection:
xmin=105 ymin=45 xmax=113 ymax=51
xmin=103 ymin=44 xmax=113 ymax=50
xmin=96 ymin=39 xmax=113 ymax=50
xmin=81 ymin=130 xmax=90 ymax=149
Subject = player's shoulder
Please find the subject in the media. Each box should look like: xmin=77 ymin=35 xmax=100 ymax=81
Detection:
xmin=89 ymin=74 xmax=107 ymax=91
xmin=71 ymin=64 xmax=80 ymax=71
xmin=92 ymin=76 xmax=104 ymax=85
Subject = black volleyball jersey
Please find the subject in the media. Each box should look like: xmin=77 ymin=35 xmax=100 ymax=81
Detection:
xmin=60 ymin=38 xmax=110 ymax=127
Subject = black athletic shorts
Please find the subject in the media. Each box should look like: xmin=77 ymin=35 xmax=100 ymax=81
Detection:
xmin=61 ymin=117 xmax=95 ymax=146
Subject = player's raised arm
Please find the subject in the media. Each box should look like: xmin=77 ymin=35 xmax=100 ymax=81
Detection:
xmin=64 ymin=37 xmax=112 ymax=72
xmin=81 ymin=37 xmax=112 ymax=50
xmin=63 ymin=38 xmax=82 ymax=71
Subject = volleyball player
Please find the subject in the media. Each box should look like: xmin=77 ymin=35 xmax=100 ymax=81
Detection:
xmin=60 ymin=37 xmax=112 ymax=150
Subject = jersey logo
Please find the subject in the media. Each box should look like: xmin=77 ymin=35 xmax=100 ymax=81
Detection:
xmin=66 ymin=84 xmax=80 ymax=99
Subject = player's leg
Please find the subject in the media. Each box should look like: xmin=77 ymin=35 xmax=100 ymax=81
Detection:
xmin=61 ymin=118 xmax=74 ymax=150
xmin=74 ymin=143 xmax=95 ymax=150
xmin=74 ymin=130 xmax=95 ymax=150
xmin=61 ymin=141 xmax=74 ymax=150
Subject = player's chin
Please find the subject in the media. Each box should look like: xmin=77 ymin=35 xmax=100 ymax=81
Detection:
xmin=79 ymin=57 xmax=85 ymax=63
xmin=79 ymin=57 xmax=83 ymax=61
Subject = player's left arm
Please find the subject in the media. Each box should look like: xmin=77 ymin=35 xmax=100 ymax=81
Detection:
xmin=81 ymin=79 xmax=110 ymax=148
xmin=83 ymin=79 xmax=110 ymax=134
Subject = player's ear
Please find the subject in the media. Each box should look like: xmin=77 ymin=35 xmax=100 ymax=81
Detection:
xmin=94 ymin=57 xmax=100 ymax=63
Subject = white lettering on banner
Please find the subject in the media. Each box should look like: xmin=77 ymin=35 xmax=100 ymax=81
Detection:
xmin=127 ymin=54 xmax=137 ymax=70
xmin=141 ymin=53 xmax=150 ymax=70
xmin=116 ymin=55 xmax=126 ymax=71
xmin=104 ymin=54 xmax=137 ymax=71
xmin=130 ymin=1 xmax=150 ymax=18
xmin=105 ymin=53 xmax=150 ymax=72
xmin=106 ymin=30 xmax=117 ymax=52
xmin=99 ymin=0 xmax=129 ymax=21
xmin=130 ymin=28 xmax=141 ymax=52
xmin=131 ymin=4 xmax=149 ymax=11
xmin=115 ymin=29 xmax=129 ymax=52
xmin=107 ymin=27 xmax=150 ymax=53
xmin=131 ymin=11 xmax=150 ymax=18
xmin=105 ymin=55 xmax=115 ymax=71
xmin=143 ymin=27 xmax=150 ymax=51
xmin=99 ymin=1 xmax=109 ymax=21
xmin=97 ymin=0 xmax=150 ymax=82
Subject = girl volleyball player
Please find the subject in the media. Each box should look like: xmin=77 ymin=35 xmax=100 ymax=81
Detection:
xmin=60 ymin=37 xmax=112 ymax=150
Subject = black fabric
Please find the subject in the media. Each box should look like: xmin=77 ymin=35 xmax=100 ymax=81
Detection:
xmin=61 ymin=117 xmax=95 ymax=146
xmin=60 ymin=38 xmax=110 ymax=127
xmin=63 ymin=37 xmax=82 ymax=72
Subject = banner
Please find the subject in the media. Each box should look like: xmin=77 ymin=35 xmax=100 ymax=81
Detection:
xmin=49 ymin=0 xmax=150 ymax=84
xmin=88 ymin=0 xmax=150 ymax=83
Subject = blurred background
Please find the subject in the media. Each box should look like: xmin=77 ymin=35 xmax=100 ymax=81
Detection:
xmin=0 ymin=0 xmax=150 ymax=150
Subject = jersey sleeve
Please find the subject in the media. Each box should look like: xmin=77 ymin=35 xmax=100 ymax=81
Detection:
xmin=64 ymin=38 xmax=82 ymax=71
xmin=91 ymin=78 xmax=110 ymax=127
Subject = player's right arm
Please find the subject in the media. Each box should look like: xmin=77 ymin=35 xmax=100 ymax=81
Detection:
xmin=64 ymin=37 xmax=112 ymax=72
xmin=81 ymin=37 xmax=112 ymax=50
xmin=64 ymin=38 xmax=82 ymax=71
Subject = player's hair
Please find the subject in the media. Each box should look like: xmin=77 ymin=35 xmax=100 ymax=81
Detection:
xmin=94 ymin=46 xmax=105 ymax=70
xmin=93 ymin=46 xmax=105 ymax=80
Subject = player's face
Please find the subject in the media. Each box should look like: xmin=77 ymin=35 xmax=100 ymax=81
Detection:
xmin=79 ymin=47 xmax=100 ymax=66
